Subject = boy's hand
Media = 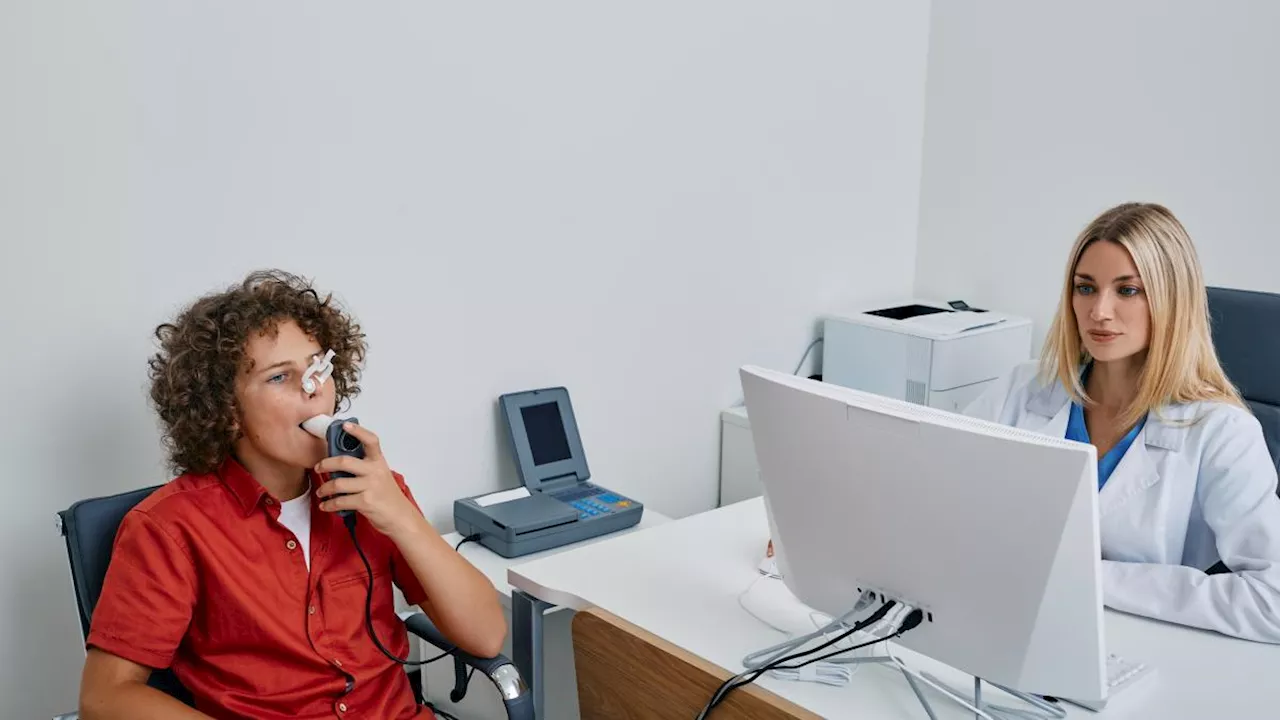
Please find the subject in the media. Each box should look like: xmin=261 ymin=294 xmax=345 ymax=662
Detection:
xmin=314 ymin=423 xmax=424 ymax=540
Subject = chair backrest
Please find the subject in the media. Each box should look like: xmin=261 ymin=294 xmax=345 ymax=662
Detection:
xmin=58 ymin=484 xmax=193 ymax=704
xmin=1206 ymin=286 xmax=1280 ymax=480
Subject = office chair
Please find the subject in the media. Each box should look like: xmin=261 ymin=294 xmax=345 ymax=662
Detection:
xmin=1203 ymin=286 xmax=1280 ymax=577
xmin=52 ymin=485 xmax=533 ymax=720
xmin=1206 ymin=286 xmax=1280 ymax=479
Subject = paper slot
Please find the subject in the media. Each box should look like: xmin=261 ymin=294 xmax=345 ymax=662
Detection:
xmin=475 ymin=487 xmax=532 ymax=507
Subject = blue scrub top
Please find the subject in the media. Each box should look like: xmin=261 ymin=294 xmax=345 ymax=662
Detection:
xmin=1066 ymin=401 xmax=1145 ymax=490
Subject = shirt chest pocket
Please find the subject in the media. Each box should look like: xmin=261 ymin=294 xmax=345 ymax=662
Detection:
xmin=319 ymin=562 xmax=402 ymax=649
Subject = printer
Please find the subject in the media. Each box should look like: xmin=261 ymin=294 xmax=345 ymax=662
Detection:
xmin=820 ymin=299 xmax=1033 ymax=413
xmin=718 ymin=299 xmax=1032 ymax=508
xmin=453 ymin=386 xmax=644 ymax=558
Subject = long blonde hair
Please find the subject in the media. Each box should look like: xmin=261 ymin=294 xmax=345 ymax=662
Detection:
xmin=1040 ymin=202 xmax=1244 ymax=428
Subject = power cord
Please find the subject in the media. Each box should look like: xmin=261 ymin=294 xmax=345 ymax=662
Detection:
xmin=731 ymin=336 xmax=825 ymax=407
xmin=773 ymin=608 xmax=921 ymax=668
xmin=698 ymin=600 xmax=896 ymax=718
xmin=454 ymin=534 xmax=482 ymax=552
xmin=791 ymin=337 xmax=824 ymax=376
xmin=738 ymin=586 xmax=874 ymax=674
xmin=698 ymin=601 xmax=921 ymax=719
xmin=344 ymin=515 xmax=456 ymax=667
xmin=755 ymin=602 xmax=903 ymax=686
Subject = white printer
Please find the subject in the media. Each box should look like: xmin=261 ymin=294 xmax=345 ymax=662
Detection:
xmin=821 ymin=299 xmax=1032 ymax=413
xmin=718 ymin=299 xmax=1032 ymax=507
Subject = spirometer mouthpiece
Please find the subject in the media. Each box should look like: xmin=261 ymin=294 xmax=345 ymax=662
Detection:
xmin=301 ymin=349 xmax=336 ymax=394
xmin=301 ymin=414 xmax=334 ymax=439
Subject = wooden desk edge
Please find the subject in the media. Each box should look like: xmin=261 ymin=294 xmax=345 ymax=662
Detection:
xmin=571 ymin=606 xmax=823 ymax=719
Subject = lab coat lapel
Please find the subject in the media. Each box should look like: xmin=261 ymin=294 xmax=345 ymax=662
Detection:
xmin=1024 ymin=378 xmax=1071 ymax=436
xmin=1023 ymin=378 xmax=1184 ymax=517
xmin=1097 ymin=430 xmax=1162 ymax=517
xmin=1097 ymin=405 xmax=1188 ymax=517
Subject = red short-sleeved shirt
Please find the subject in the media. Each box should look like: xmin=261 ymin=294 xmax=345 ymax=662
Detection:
xmin=87 ymin=457 xmax=435 ymax=720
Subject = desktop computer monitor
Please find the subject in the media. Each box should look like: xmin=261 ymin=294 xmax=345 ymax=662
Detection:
xmin=740 ymin=365 xmax=1107 ymax=703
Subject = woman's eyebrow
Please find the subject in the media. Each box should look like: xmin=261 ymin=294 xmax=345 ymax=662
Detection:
xmin=1074 ymin=273 xmax=1138 ymax=283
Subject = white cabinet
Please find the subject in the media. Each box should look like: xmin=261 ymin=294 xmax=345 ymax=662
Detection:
xmin=718 ymin=406 xmax=762 ymax=506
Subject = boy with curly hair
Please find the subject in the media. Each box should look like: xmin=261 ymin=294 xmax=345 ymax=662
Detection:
xmin=78 ymin=270 xmax=505 ymax=719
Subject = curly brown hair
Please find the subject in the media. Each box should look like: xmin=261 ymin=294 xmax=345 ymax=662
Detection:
xmin=148 ymin=269 xmax=367 ymax=476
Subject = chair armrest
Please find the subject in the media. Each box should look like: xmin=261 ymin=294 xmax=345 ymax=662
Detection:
xmin=404 ymin=611 xmax=510 ymax=677
xmin=402 ymin=612 xmax=533 ymax=720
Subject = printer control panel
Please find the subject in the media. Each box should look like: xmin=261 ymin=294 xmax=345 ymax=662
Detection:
xmin=550 ymin=482 xmax=636 ymax=520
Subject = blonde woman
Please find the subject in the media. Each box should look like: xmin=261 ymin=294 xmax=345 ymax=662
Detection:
xmin=966 ymin=202 xmax=1280 ymax=643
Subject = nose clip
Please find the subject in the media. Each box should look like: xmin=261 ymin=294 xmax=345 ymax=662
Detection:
xmin=301 ymin=349 xmax=336 ymax=395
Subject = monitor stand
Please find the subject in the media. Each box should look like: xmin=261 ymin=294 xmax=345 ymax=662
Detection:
xmin=838 ymin=652 xmax=1066 ymax=720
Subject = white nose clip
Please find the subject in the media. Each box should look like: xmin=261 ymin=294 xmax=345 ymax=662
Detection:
xmin=301 ymin=349 xmax=336 ymax=394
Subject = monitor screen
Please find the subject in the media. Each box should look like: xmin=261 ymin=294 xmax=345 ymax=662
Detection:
xmin=521 ymin=401 xmax=572 ymax=466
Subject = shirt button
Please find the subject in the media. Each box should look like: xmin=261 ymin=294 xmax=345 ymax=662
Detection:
xmin=334 ymin=658 xmax=343 ymax=668
xmin=286 ymin=539 xmax=297 ymax=551
xmin=308 ymin=605 xmax=316 ymax=615
xmin=338 ymin=702 xmax=347 ymax=713
xmin=265 ymin=498 xmax=274 ymax=505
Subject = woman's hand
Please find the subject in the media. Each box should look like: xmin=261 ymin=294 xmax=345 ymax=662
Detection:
xmin=314 ymin=423 xmax=424 ymax=540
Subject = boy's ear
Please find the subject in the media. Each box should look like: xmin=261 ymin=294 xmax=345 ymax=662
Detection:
xmin=228 ymin=407 xmax=244 ymax=441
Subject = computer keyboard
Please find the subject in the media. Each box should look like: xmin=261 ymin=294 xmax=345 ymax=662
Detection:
xmin=1063 ymin=653 xmax=1156 ymax=711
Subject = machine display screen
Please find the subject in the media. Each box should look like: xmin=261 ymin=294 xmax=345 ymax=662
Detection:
xmin=521 ymin=402 xmax=572 ymax=466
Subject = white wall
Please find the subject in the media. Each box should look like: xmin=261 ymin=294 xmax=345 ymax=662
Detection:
xmin=916 ymin=0 xmax=1280 ymax=349
xmin=0 ymin=2 xmax=931 ymax=717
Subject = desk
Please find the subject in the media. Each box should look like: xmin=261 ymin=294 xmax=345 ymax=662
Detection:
xmin=431 ymin=510 xmax=669 ymax=718
xmin=509 ymin=497 xmax=1280 ymax=719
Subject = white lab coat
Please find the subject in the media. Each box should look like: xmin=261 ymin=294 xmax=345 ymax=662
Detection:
xmin=965 ymin=361 xmax=1280 ymax=643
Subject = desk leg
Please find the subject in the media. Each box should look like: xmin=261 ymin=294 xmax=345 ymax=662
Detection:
xmin=512 ymin=590 xmax=553 ymax=720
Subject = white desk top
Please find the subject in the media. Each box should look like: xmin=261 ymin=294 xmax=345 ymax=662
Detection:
xmin=509 ymin=497 xmax=1279 ymax=719
xmin=442 ymin=509 xmax=671 ymax=605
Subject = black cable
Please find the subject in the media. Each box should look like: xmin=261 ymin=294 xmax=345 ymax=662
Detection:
xmin=454 ymin=534 xmax=482 ymax=552
xmin=449 ymin=666 xmax=477 ymax=703
xmin=697 ymin=602 xmax=920 ymax=719
xmin=345 ymin=515 xmax=456 ymax=667
xmin=772 ymin=608 xmax=922 ymax=669
xmin=792 ymin=337 xmax=824 ymax=376
xmin=698 ymin=601 xmax=892 ymax=718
